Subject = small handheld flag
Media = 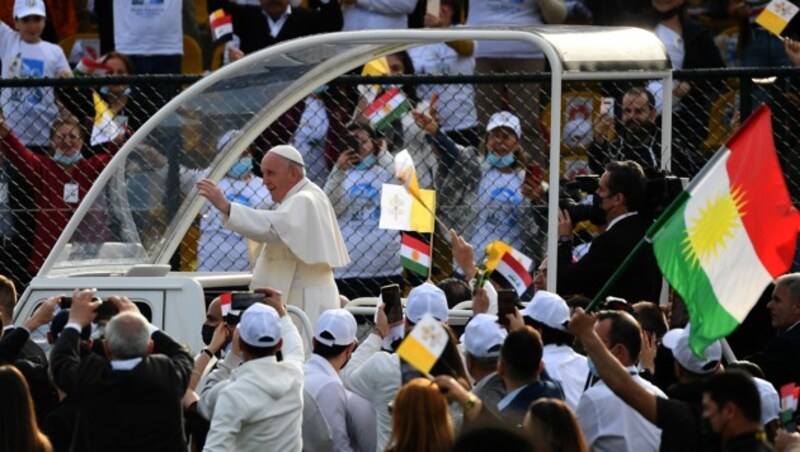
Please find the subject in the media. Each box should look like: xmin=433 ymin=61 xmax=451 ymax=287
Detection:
xmin=90 ymin=91 xmax=125 ymax=146
xmin=365 ymin=87 xmax=412 ymax=132
xmin=73 ymin=57 xmax=112 ymax=76
xmin=380 ymin=184 xmax=436 ymax=233
xmin=756 ymin=0 xmax=799 ymax=37
xmin=400 ymin=233 xmax=431 ymax=277
xmin=209 ymin=9 xmax=234 ymax=41
xmin=396 ymin=313 xmax=448 ymax=376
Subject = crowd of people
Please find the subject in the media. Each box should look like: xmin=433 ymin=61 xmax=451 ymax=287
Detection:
xmin=2 ymin=267 xmax=800 ymax=451
xmin=2 ymin=1 xmax=800 ymax=449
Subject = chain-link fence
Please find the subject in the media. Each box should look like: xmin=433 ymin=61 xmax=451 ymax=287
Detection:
xmin=1 ymin=67 xmax=798 ymax=298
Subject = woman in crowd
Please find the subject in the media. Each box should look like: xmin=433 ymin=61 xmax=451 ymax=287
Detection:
xmin=324 ymin=123 xmax=402 ymax=299
xmin=0 ymin=115 xmax=114 ymax=276
xmin=385 ymin=378 xmax=455 ymax=452
xmin=524 ymin=398 xmax=588 ymax=452
xmin=413 ymin=107 xmax=543 ymax=263
xmin=0 ymin=365 xmax=52 ymax=452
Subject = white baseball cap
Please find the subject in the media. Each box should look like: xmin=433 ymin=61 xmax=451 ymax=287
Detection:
xmin=314 ymin=309 xmax=357 ymax=347
xmin=486 ymin=111 xmax=522 ymax=139
xmin=464 ymin=314 xmax=507 ymax=358
xmin=662 ymin=324 xmax=721 ymax=375
xmin=753 ymin=376 xmax=780 ymax=424
xmin=405 ymin=282 xmax=448 ymax=324
xmin=237 ymin=303 xmax=281 ymax=347
xmin=14 ymin=0 xmax=46 ymax=19
xmin=522 ymin=290 xmax=570 ymax=332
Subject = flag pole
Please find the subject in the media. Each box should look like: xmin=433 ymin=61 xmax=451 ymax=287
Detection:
xmin=428 ymin=229 xmax=435 ymax=281
xmin=583 ymin=108 xmax=764 ymax=313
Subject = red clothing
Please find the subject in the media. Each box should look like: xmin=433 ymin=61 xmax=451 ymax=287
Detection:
xmin=1 ymin=133 xmax=111 ymax=274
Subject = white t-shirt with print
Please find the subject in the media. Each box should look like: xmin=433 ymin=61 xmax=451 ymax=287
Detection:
xmin=0 ymin=22 xmax=70 ymax=146
xmin=408 ymin=42 xmax=479 ymax=133
xmin=335 ymin=167 xmax=402 ymax=280
xmin=113 ymin=0 xmax=183 ymax=56
xmin=469 ymin=169 xmax=525 ymax=260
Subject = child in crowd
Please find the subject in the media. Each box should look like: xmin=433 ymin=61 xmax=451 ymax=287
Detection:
xmin=0 ymin=0 xmax=72 ymax=152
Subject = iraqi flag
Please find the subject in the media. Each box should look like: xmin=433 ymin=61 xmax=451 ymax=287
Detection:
xmin=651 ymin=105 xmax=800 ymax=356
xmin=491 ymin=251 xmax=534 ymax=296
xmin=365 ymin=87 xmax=411 ymax=132
xmin=209 ymin=9 xmax=234 ymax=41
xmin=400 ymin=232 xmax=431 ymax=277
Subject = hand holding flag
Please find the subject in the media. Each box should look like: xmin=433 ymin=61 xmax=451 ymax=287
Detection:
xmin=756 ymin=0 xmax=799 ymax=37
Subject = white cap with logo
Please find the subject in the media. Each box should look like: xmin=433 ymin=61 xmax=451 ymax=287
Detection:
xmin=237 ymin=303 xmax=281 ymax=347
xmin=464 ymin=314 xmax=507 ymax=358
xmin=14 ymin=0 xmax=46 ymax=19
xmin=522 ymin=290 xmax=570 ymax=332
xmin=486 ymin=111 xmax=522 ymax=139
xmin=405 ymin=282 xmax=448 ymax=324
xmin=314 ymin=309 xmax=357 ymax=347
xmin=662 ymin=324 xmax=722 ymax=375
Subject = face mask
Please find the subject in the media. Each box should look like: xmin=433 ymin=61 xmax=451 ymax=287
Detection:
xmin=53 ymin=151 xmax=83 ymax=166
xmin=354 ymin=154 xmax=377 ymax=171
xmin=313 ymin=84 xmax=328 ymax=96
xmin=486 ymin=152 xmax=515 ymax=169
xmin=100 ymin=86 xmax=132 ymax=97
xmin=589 ymin=193 xmax=609 ymax=226
xmin=587 ymin=357 xmax=601 ymax=379
xmin=201 ymin=324 xmax=216 ymax=346
xmin=227 ymin=158 xmax=252 ymax=179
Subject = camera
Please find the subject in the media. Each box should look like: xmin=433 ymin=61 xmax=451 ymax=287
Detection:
xmin=60 ymin=296 xmax=118 ymax=321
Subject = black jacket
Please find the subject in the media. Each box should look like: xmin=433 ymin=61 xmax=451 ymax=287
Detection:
xmin=227 ymin=2 xmax=343 ymax=55
xmin=50 ymin=327 xmax=193 ymax=452
xmin=749 ymin=324 xmax=800 ymax=392
xmin=557 ymin=214 xmax=663 ymax=303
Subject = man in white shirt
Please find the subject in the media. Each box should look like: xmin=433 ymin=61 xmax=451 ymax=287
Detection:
xmin=203 ymin=289 xmax=305 ymax=452
xmin=304 ymin=308 xmax=360 ymax=452
xmin=575 ymin=310 xmax=665 ymax=452
xmin=342 ymin=282 xmax=449 ymax=451
xmin=340 ymin=0 xmax=417 ymax=31
xmin=463 ymin=313 xmax=507 ymax=414
xmin=521 ymin=290 xmax=587 ymax=410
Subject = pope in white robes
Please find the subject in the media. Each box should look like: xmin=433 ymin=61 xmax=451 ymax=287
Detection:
xmin=197 ymin=145 xmax=350 ymax=326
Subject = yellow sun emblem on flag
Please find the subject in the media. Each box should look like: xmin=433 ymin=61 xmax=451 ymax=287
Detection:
xmin=682 ymin=187 xmax=747 ymax=267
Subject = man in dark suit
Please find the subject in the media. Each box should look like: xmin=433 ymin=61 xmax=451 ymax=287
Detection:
xmin=50 ymin=290 xmax=193 ymax=452
xmin=556 ymin=160 xmax=663 ymax=303
xmin=749 ymin=273 xmax=800 ymax=391
xmin=496 ymin=326 xmax=564 ymax=425
xmin=225 ymin=0 xmax=343 ymax=58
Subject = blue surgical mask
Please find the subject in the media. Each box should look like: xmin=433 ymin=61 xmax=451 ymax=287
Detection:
xmin=227 ymin=158 xmax=252 ymax=179
xmin=100 ymin=86 xmax=132 ymax=97
xmin=486 ymin=152 xmax=515 ymax=169
xmin=354 ymin=154 xmax=377 ymax=171
xmin=587 ymin=357 xmax=600 ymax=379
xmin=53 ymin=151 xmax=83 ymax=166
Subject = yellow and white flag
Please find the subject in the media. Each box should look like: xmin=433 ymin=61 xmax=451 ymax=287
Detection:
xmin=90 ymin=91 xmax=123 ymax=146
xmin=379 ymin=184 xmax=435 ymax=233
xmin=396 ymin=313 xmax=448 ymax=375
xmin=756 ymin=0 xmax=799 ymax=36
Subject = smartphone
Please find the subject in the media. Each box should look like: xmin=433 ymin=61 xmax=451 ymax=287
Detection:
xmin=60 ymin=296 xmax=72 ymax=309
xmin=497 ymin=289 xmax=518 ymax=327
xmin=381 ymin=284 xmax=404 ymax=324
xmin=473 ymin=269 xmax=487 ymax=296
xmin=231 ymin=292 xmax=264 ymax=311
xmin=344 ymin=134 xmax=362 ymax=154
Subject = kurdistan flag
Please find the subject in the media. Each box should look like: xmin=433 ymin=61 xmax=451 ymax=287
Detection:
xmin=364 ymin=88 xmax=411 ymax=132
xmin=400 ymin=233 xmax=431 ymax=276
xmin=651 ymin=105 xmax=800 ymax=356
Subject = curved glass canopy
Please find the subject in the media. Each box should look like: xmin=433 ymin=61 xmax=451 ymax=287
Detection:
xmin=40 ymin=26 xmax=670 ymax=280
